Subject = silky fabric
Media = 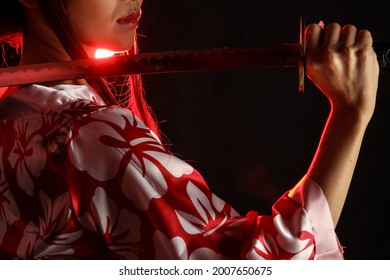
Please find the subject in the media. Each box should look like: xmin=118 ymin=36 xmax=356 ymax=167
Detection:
xmin=0 ymin=84 xmax=343 ymax=259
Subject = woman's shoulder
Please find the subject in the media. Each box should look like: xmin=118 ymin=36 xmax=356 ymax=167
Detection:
xmin=23 ymin=83 xmax=105 ymax=108
xmin=0 ymin=83 xmax=105 ymax=118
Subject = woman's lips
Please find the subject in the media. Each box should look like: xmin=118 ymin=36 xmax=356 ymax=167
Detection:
xmin=117 ymin=10 xmax=141 ymax=25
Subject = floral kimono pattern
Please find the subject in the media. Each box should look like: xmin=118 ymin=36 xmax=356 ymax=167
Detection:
xmin=0 ymin=84 xmax=343 ymax=259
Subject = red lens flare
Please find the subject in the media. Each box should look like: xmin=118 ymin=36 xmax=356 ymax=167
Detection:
xmin=94 ymin=49 xmax=116 ymax=59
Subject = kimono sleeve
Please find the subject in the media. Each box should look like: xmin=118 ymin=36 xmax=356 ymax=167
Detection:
xmin=286 ymin=176 xmax=344 ymax=259
xmin=65 ymin=105 xmax=344 ymax=260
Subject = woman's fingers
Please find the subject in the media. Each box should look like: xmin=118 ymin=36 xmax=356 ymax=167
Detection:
xmin=323 ymin=23 xmax=341 ymax=48
xmin=306 ymin=23 xmax=323 ymax=50
xmin=339 ymin=24 xmax=358 ymax=47
xmin=356 ymin=29 xmax=374 ymax=48
xmin=307 ymin=22 xmax=373 ymax=50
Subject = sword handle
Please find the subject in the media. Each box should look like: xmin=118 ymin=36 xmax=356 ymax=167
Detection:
xmin=374 ymin=42 xmax=390 ymax=70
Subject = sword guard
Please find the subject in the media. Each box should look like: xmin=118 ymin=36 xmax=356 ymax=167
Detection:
xmin=299 ymin=15 xmax=306 ymax=94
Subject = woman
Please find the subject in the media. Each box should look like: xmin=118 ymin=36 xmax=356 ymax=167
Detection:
xmin=0 ymin=0 xmax=379 ymax=259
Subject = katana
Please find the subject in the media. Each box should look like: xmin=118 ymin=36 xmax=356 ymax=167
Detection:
xmin=0 ymin=44 xmax=304 ymax=83
xmin=0 ymin=17 xmax=389 ymax=92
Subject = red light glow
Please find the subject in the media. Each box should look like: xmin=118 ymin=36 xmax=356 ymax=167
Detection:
xmin=94 ymin=49 xmax=116 ymax=59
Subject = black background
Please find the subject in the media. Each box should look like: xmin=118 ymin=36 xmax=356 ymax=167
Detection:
xmin=1 ymin=0 xmax=389 ymax=260
xmin=137 ymin=0 xmax=390 ymax=259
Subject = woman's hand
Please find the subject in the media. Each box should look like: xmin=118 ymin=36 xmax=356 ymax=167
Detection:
xmin=305 ymin=23 xmax=379 ymax=123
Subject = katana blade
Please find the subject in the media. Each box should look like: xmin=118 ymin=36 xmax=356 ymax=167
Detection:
xmin=0 ymin=43 xmax=302 ymax=87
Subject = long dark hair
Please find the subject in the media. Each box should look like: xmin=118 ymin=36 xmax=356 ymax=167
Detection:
xmin=0 ymin=1 xmax=24 ymax=48
xmin=0 ymin=0 xmax=159 ymax=136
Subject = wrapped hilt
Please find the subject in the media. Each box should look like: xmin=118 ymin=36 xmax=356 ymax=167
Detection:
xmin=374 ymin=42 xmax=390 ymax=70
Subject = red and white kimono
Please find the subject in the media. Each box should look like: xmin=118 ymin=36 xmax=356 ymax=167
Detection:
xmin=0 ymin=84 xmax=343 ymax=259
